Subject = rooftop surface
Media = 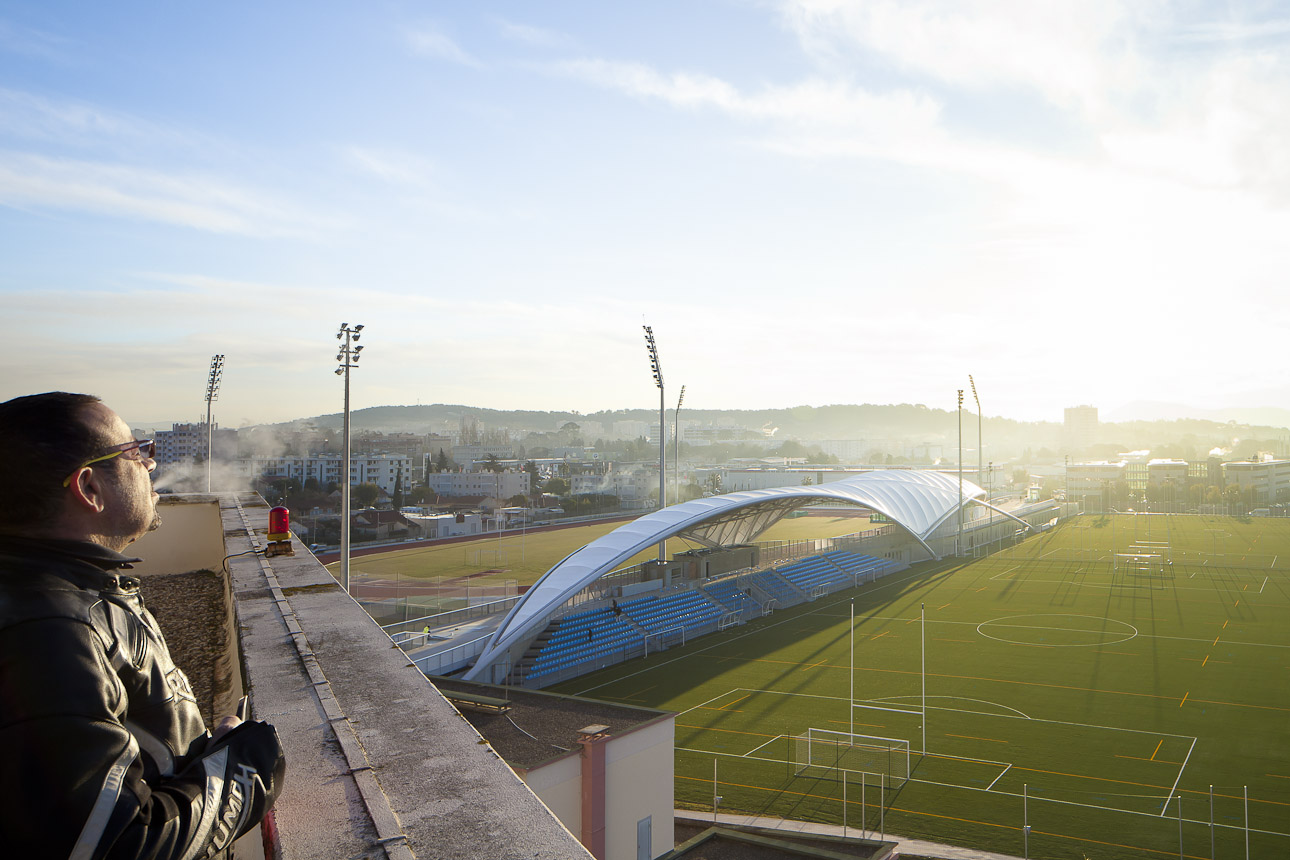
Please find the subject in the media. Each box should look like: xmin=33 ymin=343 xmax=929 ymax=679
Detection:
xmin=431 ymin=677 xmax=672 ymax=770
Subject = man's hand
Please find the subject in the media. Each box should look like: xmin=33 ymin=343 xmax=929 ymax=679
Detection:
xmin=212 ymin=715 xmax=242 ymax=740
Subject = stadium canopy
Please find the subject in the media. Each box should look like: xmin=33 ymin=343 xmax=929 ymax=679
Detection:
xmin=465 ymin=469 xmax=1023 ymax=682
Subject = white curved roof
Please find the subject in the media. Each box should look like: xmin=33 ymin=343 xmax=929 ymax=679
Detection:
xmin=465 ymin=469 xmax=982 ymax=680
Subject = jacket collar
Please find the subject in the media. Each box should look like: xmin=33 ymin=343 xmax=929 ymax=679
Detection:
xmin=0 ymin=535 xmax=143 ymax=589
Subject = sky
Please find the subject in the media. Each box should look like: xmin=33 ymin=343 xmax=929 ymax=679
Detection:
xmin=3 ymin=1 xmax=1290 ymax=429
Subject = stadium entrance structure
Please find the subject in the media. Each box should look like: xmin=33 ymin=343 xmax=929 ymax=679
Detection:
xmin=465 ymin=470 xmax=1034 ymax=684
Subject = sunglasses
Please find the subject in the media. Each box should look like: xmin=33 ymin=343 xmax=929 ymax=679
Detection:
xmin=62 ymin=439 xmax=157 ymax=488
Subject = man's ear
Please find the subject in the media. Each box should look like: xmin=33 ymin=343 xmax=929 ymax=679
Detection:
xmin=67 ymin=467 xmax=109 ymax=514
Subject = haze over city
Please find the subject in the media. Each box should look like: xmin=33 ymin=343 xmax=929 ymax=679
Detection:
xmin=4 ymin=1 xmax=1290 ymax=427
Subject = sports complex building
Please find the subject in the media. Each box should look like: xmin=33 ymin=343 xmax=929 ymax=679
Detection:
xmin=455 ymin=469 xmax=1052 ymax=688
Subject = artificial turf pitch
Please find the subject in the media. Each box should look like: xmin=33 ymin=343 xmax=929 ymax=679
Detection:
xmin=550 ymin=514 xmax=1290 ymax=859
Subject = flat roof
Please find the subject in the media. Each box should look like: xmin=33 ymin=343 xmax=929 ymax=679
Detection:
xmin=432 ymin=678 xmax=671 ymax=771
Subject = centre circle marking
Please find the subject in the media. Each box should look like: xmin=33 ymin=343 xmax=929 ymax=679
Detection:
xmin=976 ymin=614 xmax=1138 ymax=647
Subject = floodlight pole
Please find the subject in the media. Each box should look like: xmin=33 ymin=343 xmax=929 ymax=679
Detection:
xmin=850 ymin=598 xmax=855 ymax=740
xmin=920 ymin=602 xmax=926 ymax=757
xmin=336 ymin=323 xmax=365 ymax=593
xmin=969 ymin=375 xmax=982 ymax=488
xmin=644 ymin=325 xmax=665 ymax=562
xmin=957 ymin=389 xmax=964 ymax=557
xmin=204 ymin=354 xmax=224 ymax=493
xmin=673 ymin=384 xmax=686 ymax=505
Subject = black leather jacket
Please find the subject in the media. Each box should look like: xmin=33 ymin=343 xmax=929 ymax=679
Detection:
xmin=0 ymin=536 xmax=284 ymax=859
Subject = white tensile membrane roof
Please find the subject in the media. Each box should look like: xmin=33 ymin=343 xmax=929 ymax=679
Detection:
xmin=465 ymin=469 xmax=984 ymax=681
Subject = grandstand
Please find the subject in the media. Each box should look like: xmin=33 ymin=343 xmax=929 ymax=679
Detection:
xmin=448 ymin=471 xmax=1049 ymax=688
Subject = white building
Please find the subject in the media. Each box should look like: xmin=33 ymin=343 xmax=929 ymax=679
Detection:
xmin=244 ymin=453 xmax=411 ymax=494
xmin=571 ymin=467 xmax=655 ymax=501
xmin=154 ymin=422 xmax=237 ymax=467
xmin=1064 ymin=405 xmax=1099 ymax=453
xmin=452 ymin=444 xmax=515 ymax=468
xmin=426 ymin=470 xmax=530 ymax=500
xmin=611 ymin=420 xmax=650 ymax=440
xmin=1224 ymin=459 xmax=1290 ymax=504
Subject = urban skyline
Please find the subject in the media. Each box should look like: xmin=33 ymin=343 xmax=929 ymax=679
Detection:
xmin=4 ymin=2 xmax=1290 ymax=426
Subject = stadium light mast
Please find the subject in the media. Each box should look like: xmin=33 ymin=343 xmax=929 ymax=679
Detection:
xmin=336 ymin=323 xmax=365 ymax=593
xmin=204 ymin=354 xmax=224 ymax=493
xmin=957 ymin=389 xmax=964 ymax=557
xmin=673 ymin=384 xmax=686 ymax=505
xmin=644 ymin=325 xmax=666 ymax=562
xmin=969 ymin=374 xmax=982 ymax=488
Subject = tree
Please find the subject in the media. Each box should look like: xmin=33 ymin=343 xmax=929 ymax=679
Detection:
xmin=523 ymin=460 xmax=542 ymax=498
xmin=483 ymin=454 xmax=505 ymax=473
xmin=435 ymin=448 xmax=449 ymax=473
xmin=544 ymin=477 xmax=570 ymax=497
xmin=352 ymin=483 xmax=380 ymax=509
xmin=392 ymin=471 xmax=404 ymax=511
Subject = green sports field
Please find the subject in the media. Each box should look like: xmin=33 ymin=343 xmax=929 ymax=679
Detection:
xmin=551 ymin=514 xmax=1290 ymax=859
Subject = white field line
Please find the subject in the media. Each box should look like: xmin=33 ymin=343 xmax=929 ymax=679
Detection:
xmin=1161 ymin=736 xmax=1198 ymax=816
xmin=853 ymin=704 xmax=922 ymax=716
xmin=673 ymin=746 xmax=1290 ymax=840
xmin=1261 ymin=576 xmax=1269 ymax=594
xmin=990 ymin=564 xmax=1021 ymax=581
xmin=985 ymin=763 xmax=1012 ymax=790
xmin=676 ymin=689 xmax=746 ymax=718
xmin=743 ymin=735 xmax=785 ymax=758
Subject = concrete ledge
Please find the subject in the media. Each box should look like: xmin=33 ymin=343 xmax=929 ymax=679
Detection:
xmin=221 ymin=493 xmax=589 ymax=860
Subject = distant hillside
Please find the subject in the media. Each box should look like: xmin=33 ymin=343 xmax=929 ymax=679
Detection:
xmin=252 ymin=402 xmax=1290 ymax=463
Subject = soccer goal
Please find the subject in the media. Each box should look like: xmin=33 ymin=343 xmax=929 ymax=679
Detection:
xmin=792 ymin=728 xmax=910 ymax=786
xmin=467 ymin=548 xmax=508 ymax=567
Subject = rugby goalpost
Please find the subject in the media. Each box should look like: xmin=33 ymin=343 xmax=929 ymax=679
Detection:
xmin=792 ymin=728 xmax=911 ymax=786
xmin=1113 ymin=540 xmax=1172 ymax=580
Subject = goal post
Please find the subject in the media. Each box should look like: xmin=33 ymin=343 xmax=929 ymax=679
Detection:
xmin=792 ymin=728 xmax=910 ymax=786
xmin=467 ymin=547 xmax=508 ymax=567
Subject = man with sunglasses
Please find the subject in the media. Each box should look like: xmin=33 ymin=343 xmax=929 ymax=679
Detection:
xmin=0 ymin=392 xmax=284 ymax=859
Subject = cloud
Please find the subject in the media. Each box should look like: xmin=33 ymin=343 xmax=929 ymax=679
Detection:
xmin=0 ymin=151 xmax=336 ymax=237
xmin=407 ymin=26 xmax=483 ymax=68
xmin=553 ymin=58 xmax=942 ymax=147
xmin=777 ymin=0 xmax=1140 ymax=115
xmin=0 ymin=17 xmax=74 ymax=64
xmin=495 ymin=19 xmax=572 ymax=49
xmin=344 ymin=146 xmax=437 ymax=187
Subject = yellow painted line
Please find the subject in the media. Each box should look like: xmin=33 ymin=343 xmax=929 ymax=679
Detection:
xmin=1150 ymin=740 xmax=1163 ymax=761
xmin=720 ymin=694 xmax=751 ymax=710
xmin=676 ymin=723 xmax=771 ymax=739
xmin=1235 ymin=599 xmax=1240 ymax=608
xmin=1179 ymin=692 xmax=1189 ymax=708
xmin=938 ymin=603 xmax=951 ymax=610
xmin=829 ymin=719 xmax=885 ymax=729
xmin=1114 ymin=754 xmax=1155 ymax=762
xmin=1201 ymin=655 xmax=1209 ymax=668
xmin=869 ymin=631 xmax=890 ymax=642
xmin=697 ymin=705 xmax=744 ymax=714
xmin=1213 ymin=636 xmax=1221 ymax=646
xmin=976 ymin=586 xmax=988 ymax=592
xmin=1243 ymin=583 xmax=1248 ymax=591
xmin=1223 ymin=620 xmax=1228 ymax=629
xmin=947 ymin=733 xmax=1008 ymax=744
xmin=1268 ymin=773 xmax=1290 ymax=780
xmin=935 ymin=638 xmax=976 ymax=644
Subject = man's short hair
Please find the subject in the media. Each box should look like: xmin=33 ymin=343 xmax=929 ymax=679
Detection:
xmin=0 ymin=392 xmax=109 ymax=531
